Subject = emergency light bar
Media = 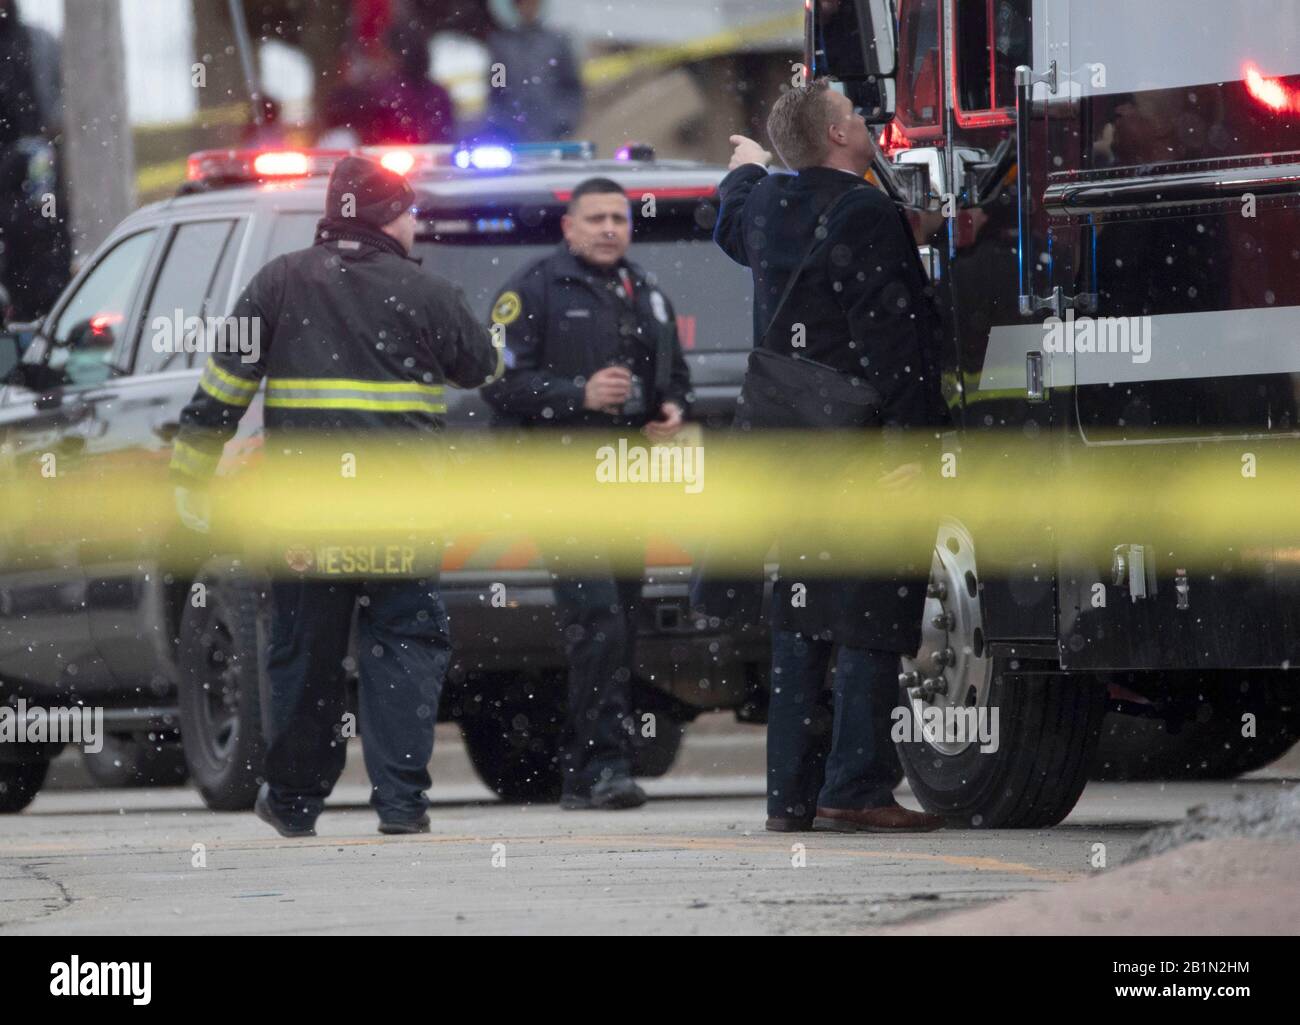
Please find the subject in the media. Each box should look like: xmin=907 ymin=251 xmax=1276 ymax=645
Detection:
xmin=186 ymin=148 xmax=349 ymax=183
xmin=185 ymin=140 xmax=600 ymax=188
xmin=550 ymin=185 xmax=717 ymax=203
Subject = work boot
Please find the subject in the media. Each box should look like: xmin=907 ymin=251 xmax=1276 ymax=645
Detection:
xmin=254 ymin=783 xmax=317 ymax=838
xmin=560 ymin=776 xmax=647 ymax=810
xmin=813 ymin=800 xmax=943 ymax=833
xmin=765 ymin=816 xmax=815 ymax=832
xmin=378 ymin=813 xmax=431 ymax=835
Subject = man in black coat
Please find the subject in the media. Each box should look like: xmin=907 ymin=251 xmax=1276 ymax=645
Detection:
xmin=714 ymin=79 xmax=948 ymax=834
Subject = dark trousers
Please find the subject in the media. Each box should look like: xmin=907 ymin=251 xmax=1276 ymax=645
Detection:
xmin=767 ymin=629 xmax=900 ymax=819
xmin=549 ymin=559 xmax=640 ymax=796
xmin=263 ymin=576 xmax=451 ymax=826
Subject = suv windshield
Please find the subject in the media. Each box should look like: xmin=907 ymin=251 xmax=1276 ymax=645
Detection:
xmin=415 ymin=235 xmax=753 ymax=354
xmin=259 ymin=201 xmax=754 ymax=354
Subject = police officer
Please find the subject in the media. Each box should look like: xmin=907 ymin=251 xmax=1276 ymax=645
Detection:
xmin=483 ymin=176 xmax=691 ymax=810
xmin=170 ymin=156 xmax=500 ymax=837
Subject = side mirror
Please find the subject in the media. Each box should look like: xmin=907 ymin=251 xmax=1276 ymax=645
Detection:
xmin=894 ymin=146 xmax=947 ymax=211
xmin=843 ymin=78 xmax=896 ymax=124
xmin=806 ymin=0 xmax=899 ymax=124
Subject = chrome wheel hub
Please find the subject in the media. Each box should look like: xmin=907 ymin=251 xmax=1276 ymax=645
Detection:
xmin=898 ymin=519 xmax=992 ymax=756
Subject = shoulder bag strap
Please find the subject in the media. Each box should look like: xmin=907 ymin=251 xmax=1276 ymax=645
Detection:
xmin=758 ymin=185 xmax=862 ymax=352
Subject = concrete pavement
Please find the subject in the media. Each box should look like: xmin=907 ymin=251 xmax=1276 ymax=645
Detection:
xmin=4 ymin=717 xmax=1296 ymax=935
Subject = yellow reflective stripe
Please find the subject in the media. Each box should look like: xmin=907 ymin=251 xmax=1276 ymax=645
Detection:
xmin=200 ymin=360 xmax=259 ymax=407
xmin=267 ymin=378 xmax=445 ymax=396
xmin=170 ymin=439 xmax=221 ymax=479
xmin=200 ymin=375 xmax=257 ymax=407
xmin=265 ymin=396 xmax=448 ymax=413
xmin=204 ymin=359 xmax=260 ymax=395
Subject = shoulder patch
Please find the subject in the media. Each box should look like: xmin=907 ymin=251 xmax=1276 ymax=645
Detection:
xmin=492 ymin=291 xmax=523 ymax=326
xmin=649 ymin=290 xmax=671 ymax=324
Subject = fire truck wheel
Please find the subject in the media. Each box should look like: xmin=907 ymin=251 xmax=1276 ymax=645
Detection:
xmin=83 ymin=733 xmax=189 ymax=788
xmin=0 ymin=759 xmax=49 ymax=813
xmin=459 ymin=673 xmax=564 ymax=803
xmin=897 ymin=664 xmax=1107 ymax=827
xmin=177 ymin=556 xmax=269 ymax=812
xmin=896 ymin=520 xmax=1106 ymax=827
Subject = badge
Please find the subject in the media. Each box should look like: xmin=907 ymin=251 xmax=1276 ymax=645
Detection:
xmin=492 ymin=291 xmax=523 ymax=326
xmin=649 ymin=290 xmax=670 ymax=325
xmin=285 ymin=546 xmax=315 ymax=573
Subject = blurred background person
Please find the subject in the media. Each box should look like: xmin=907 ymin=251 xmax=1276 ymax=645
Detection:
xmin=240 ymin=95 xmax=290 ymax=148
xmin=0 ymin=0 xmax=69 ymax=321
xmin=376 ymin=21 xmax=455 ymax=143
xmin=317 ymin=37 xmax=394 ymax=148
xmin=318 ymin=25 xmax=454 ymax=147
xmin=484 ymin=0 xmax=583 ymax=142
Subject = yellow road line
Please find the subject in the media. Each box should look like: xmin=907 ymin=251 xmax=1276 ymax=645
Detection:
xmin=0 ymin=831 xmax=1079 ymax=882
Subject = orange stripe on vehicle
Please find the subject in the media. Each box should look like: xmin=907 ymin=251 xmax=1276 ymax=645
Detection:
xmin=493 ymin=538 xmax=542 ymax=571
xmin=440 ymin=532 xmax=489 ymax=572
xmin=645 ymin=537 xmax=694 ymax=566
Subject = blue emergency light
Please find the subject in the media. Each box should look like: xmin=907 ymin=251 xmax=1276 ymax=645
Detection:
xmin=451 ymin=140 xmax=596 ymax=171
xmin=454 ymin=145 xmax=514 ymax=170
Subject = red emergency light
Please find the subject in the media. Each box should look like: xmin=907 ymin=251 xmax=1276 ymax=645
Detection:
xmin=186 ymin=148 xmax=349 ymax=184
xmin=1243 ymin=62 xmax=1300 ymax=113
xmin=185 ymin=146 xmax=456 ymax=186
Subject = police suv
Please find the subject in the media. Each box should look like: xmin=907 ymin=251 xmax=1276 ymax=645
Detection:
xmin=0 ymin=141 xmax=762 ymax=812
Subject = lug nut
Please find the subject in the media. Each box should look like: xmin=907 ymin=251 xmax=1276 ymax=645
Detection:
xmin=931 ymin=647 xmax=955 ymax=670
xmin=926 ymin=581 xmax=948 ymax=600
xmin=898 ymin=670 xmax=919 ymax=688
xmin=920 ymin=676 xmax=950 ymax=699
xmin=932 ymin=611 xmax=955 ymax=630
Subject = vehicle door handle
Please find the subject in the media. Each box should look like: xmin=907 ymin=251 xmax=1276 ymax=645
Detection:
xmin=1026 ymin=351 xmax=1045 ymax=402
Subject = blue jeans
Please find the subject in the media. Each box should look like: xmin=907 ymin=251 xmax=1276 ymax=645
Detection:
xmin=767 ymin=630 xmax=900 ymax=819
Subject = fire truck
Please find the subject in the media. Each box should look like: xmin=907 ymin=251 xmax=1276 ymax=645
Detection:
xmin=806 ymin=0 xmax=1300 ymax=824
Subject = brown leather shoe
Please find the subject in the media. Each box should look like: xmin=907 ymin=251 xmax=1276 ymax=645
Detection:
xmin=766 ymin=816 xmax=814 ymax=832
xmin=813 ymin=801 xmax=944 ymax=833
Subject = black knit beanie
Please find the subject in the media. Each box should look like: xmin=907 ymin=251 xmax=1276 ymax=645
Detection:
xmin=325 ymin=155 xmax=415 ymax=228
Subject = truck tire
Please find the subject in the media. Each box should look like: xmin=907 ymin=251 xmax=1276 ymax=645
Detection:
xmin=0 ymin=759 xmax=48 ymax=813
xmin=177 ymin=556 xmax=269 ymax=811
xmin=83 ymin=733 xmax=189 ymax=788
xmin=628 ymin=712 xmax=686 ymax=778
xmin=627 ymin=682 xmax=690 ymax=778
xmin=460 ymin=674 xmax=564 ymax=803
xmin=896 ymin=520 xmax=1106 ymax=827
xmin=1093 ymin=670 xmax=1300 ymax=780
